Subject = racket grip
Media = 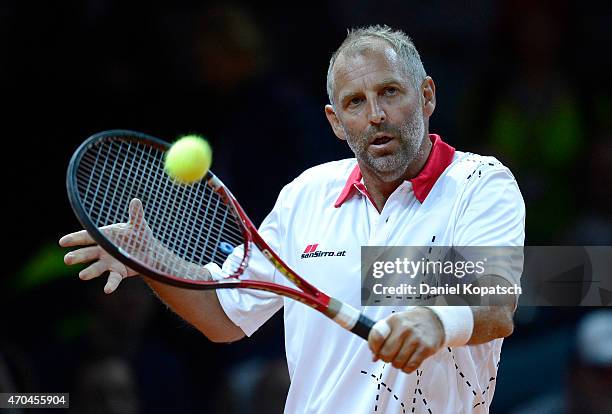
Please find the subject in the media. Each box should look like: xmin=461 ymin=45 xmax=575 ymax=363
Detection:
xmin=351 ymin=313 xmax=376 ymax=340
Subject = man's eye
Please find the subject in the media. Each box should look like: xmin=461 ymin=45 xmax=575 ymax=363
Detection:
xmin=384 ymin=87 xmax=398 ymax=96
xmin=349 ymin=97 xmax=363 ymax=106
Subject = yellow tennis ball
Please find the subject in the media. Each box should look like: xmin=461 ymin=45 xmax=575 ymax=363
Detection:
xmin=164 ymin=135 xmax=212 ymax=184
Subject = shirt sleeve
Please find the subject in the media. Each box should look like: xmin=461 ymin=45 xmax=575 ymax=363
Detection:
xmin=215 ymin=185 xmax=290 ymax=337
xmin=453 ymin=165 xmax=526 ymax=286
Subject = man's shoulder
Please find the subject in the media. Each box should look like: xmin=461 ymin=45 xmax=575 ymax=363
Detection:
xmin=440 ymin=150 xmax=523 ymax=208
xmin=446 ymin=150 xmax=517 ymax=183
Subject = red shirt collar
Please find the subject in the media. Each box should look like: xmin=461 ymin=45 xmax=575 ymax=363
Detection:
xmin=334 ymin=134 xmax=455 ymax=207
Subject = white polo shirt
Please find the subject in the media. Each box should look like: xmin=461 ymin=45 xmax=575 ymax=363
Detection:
xmin=216 ymin=134 xmax=525 ymax=414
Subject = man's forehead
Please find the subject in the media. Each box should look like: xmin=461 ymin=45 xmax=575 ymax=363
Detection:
xmin=333 ymin=41 xmax=405 ymax=93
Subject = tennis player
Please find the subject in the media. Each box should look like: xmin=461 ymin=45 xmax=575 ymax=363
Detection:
xmin=60 ymin=25 xmax=525 ymax=413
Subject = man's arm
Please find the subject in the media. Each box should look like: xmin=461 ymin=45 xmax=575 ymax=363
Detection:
xmin=467 ymin=305 xmax=514 ymax=345
xmin=143 ymin=277 xmax=245 ymax=343
xmin=59 ymin=230 xmax=245 ymax=343
xmin=467 ymin=274 xmax=516 ymax=345
xmin=368 ymin=274 xmax=517 ymax=374
xmin=367 ymin=299 xmax=514 ymax=374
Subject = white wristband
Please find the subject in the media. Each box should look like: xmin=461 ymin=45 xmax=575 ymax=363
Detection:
xmin=203 ymin=262 xmax=226 ymax=281
xmin=425 ymin=306 xmax=474 ymax=348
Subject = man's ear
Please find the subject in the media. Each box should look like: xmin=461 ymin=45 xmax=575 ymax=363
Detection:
xmin=421 ymin=76 xmax=436 ymax=117
xmin=325 ymin=104 xmax=347 ymax=141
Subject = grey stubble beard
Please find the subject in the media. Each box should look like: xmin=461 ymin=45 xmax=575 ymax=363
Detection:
xmin=344 ymin=107 xmax=426 ymax=182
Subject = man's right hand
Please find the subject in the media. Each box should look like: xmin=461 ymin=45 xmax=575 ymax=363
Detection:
xmin=60 ymin=198 xmax=245 ymax=342
xmin=59 ymin=198 xmax=150 ymax=294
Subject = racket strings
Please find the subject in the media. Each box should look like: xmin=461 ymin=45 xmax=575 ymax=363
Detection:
xmin=75 ymin=137 xmax=247 ymax=280
xmin=77 ymin=141 xmax=244 ymax=245
xmin=78 ymin=146 xmax=245 ymax=243
xmin=80 ymin=140 xmax=245 ymax=273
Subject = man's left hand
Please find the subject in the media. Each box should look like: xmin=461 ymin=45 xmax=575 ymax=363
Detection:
xmin=368 ymin=307 xmax=444 ymax=374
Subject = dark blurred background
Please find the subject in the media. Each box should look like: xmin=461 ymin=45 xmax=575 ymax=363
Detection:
xmin=2 ymin=0 xmax=611 ymax=413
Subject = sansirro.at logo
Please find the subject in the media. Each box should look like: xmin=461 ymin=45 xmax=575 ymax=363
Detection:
xmin=301 ymin=243 xmax=347 ymax=259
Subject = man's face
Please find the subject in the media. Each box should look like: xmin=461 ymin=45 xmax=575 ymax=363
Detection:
xmin=326 ymin=43 xmax=429 ymax=181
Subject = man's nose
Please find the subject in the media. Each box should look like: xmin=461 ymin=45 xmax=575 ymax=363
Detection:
xmin=367 ymin=98 xmax=386 ymax=125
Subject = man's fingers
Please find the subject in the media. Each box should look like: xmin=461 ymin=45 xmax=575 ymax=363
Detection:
xmin=377 ymin=325 xmax=408 ymax=364
xmin=368 ymin=319 xmax=391 ymax=360
xmin=402 ymin=345 xmax=433 ymax=374
xmin=128 ymin=198 xmax=145 ymax=228
xmin=104 ymin=271 xmax=124 ymax=294
xmin=393 ymin=339 xmax=418 ymax=370
xmin=59 ymin=230 xmax=95 ymax=247
xmin=79 ymin=261 xmax=109 ymax=280
xmin=64 ymin=246 xmax=101 ymax=265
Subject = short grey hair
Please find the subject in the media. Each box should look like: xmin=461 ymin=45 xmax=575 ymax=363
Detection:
xmin=326 ymin=25 xmax=427 ymax=106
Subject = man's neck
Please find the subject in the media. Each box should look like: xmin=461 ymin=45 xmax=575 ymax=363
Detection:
xmin=360 ymin=135 xmax=433 ymax=212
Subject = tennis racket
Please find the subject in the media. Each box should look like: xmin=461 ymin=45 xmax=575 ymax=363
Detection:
xmin=66 ymin=130 xmax=376 ymax=340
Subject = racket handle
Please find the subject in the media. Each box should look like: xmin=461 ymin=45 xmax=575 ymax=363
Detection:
xmin=351 ymin=313 xmax=376 ymax=340
xmin=327 ymin=298 xmax=377 ymax=341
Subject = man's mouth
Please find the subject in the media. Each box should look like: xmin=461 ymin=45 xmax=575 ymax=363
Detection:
xmin=370 ymin=134 xmax=394 ymax=146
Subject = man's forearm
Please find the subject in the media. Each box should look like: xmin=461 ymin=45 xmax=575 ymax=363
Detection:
xmin=467 ymin=304 xmax=514 ymax=345
xmin=142 ymin=275 xmax=245 ymax=343
xmin=136 ymin=237 xmax=245 ymax=342
xmin=466 ymin=275 xmax=517 ymax=345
